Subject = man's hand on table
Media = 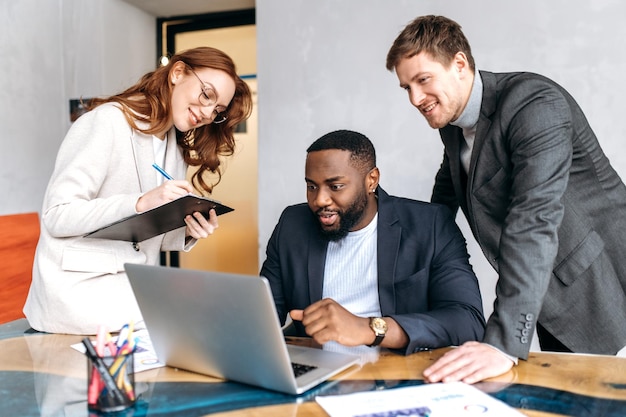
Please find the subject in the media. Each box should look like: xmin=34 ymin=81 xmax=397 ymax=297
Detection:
xmin=423 ymin=341 xmax=515 ymax=384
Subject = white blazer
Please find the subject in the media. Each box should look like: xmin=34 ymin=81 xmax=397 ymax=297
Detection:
xmin=24 ymin=103 xmax=193 ymax=334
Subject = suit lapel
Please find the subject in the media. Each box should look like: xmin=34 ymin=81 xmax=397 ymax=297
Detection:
xmin=163 ymin=127 xmax=186 ymax=180
xmin=441 ymin=71 xmax=497 ymax=216
xmin=130 ymin=130 xmax=157 ymax=193
xmin=469 ymin=71 xmax=496 ymax=194
xmin=376 ymin=189 xmax=401 ymax=316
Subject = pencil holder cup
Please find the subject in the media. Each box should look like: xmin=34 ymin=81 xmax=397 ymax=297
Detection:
xmin=86 ymin=351 xmax=136 ymax=413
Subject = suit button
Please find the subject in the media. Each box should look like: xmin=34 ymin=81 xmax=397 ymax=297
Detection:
xmin=525 ymin=313 xmax=534 ymax=321
xmin=521 ymin=336 xmax=528 ymax=344
xmin=525 ymin=322 xmax=533 ymax=329
xmin=522 ymin=329 xmax=530 ymax=336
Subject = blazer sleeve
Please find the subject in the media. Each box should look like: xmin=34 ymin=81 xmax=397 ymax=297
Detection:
xmin=480 ymin=78 xmax=572 ymax=359
xmin=389 ymin=204 xmax=486 ymax=354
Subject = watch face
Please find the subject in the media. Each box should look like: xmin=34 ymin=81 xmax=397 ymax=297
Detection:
xmin=371 ymin=318 xmax=388 ymax=334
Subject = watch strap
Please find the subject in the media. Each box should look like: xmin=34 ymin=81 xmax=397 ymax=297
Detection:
xmin=367 ymin=334 xmax=384 ymax=347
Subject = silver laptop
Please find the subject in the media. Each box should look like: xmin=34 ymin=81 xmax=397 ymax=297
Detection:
xmin=124 ymin=263 xmax=360 ymax=395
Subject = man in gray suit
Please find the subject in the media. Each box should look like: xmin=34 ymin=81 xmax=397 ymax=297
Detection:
xmin=386 ymin=15 xmax=626 ymax=383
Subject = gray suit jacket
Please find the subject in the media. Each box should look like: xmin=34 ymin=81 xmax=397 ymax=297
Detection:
xmin=432 ymin=70 xmax=626 ymax=359
xmin=260 ymin=187 xmax=486 ymax=355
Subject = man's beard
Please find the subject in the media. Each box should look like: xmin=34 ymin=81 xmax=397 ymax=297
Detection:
xmin=317 ymin=188 xmax=368 ymax=242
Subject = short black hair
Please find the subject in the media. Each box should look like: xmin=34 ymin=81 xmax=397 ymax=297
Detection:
xmin=307 ymin=130 xmax=376 ymax=173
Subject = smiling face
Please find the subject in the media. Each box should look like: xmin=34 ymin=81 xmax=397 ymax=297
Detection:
xmin=305 ymin=149 xmax=379 ymax=241
xmin=169 ymin=62 xmax=236 ymax=132
xmin=394 ymin=51 xmax=473 ymax=129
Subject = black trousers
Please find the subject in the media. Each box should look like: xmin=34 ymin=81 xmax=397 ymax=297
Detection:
xmin=536 ymin=322 xmax=572 ymax=352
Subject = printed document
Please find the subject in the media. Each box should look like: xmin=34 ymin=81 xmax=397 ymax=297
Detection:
xmin=315 ymin=381 xmax=526 ymax=417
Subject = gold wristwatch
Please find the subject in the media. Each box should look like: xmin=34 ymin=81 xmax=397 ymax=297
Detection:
xmin=367 ymin=317 xmax=388 ymax=347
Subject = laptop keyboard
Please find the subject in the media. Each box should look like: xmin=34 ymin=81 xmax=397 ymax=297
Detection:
xmin=291 ymin=362 xmax=317 ymax=377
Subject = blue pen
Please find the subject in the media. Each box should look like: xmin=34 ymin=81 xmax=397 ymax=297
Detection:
xmin=152 ymin=163 xmax=174 ymax=180
xmin=116 ymin=324 xmax=130 ymax=350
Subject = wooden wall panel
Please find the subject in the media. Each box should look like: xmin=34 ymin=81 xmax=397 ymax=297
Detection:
xmin=0 ymin=212 xmax=39 ymax=324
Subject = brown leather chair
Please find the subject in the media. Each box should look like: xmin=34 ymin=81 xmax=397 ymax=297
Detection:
xmin=0 ymin=212 xmax=39 ymax=324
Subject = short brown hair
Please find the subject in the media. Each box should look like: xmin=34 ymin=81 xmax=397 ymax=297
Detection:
xmin=386 ymin=15 xmax=475 ymax=72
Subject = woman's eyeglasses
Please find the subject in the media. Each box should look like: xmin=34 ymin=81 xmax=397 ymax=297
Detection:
xmin=187 ymin=67 xmax=228 ymax=124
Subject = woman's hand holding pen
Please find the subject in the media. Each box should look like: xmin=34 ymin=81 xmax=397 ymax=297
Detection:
xmin=141 ymin=163 xmax=219 ymax=240
xmin=135 ymin=180 xmax=193 ymax=213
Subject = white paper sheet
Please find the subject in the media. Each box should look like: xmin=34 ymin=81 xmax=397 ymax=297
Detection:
xmin=315 ymin=381 xmax=526 ymax=417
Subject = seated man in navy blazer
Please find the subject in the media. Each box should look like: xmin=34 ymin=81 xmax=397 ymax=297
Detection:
xmin=260 ymin=129 xmax=485 ymax=354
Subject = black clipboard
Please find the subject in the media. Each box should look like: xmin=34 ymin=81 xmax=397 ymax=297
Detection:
xmin=84 ymin=195 xmax=234 ymax=242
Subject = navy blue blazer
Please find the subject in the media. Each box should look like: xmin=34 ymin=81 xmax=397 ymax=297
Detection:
xmin=260 ymin=187 xmax=485 ymax=355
